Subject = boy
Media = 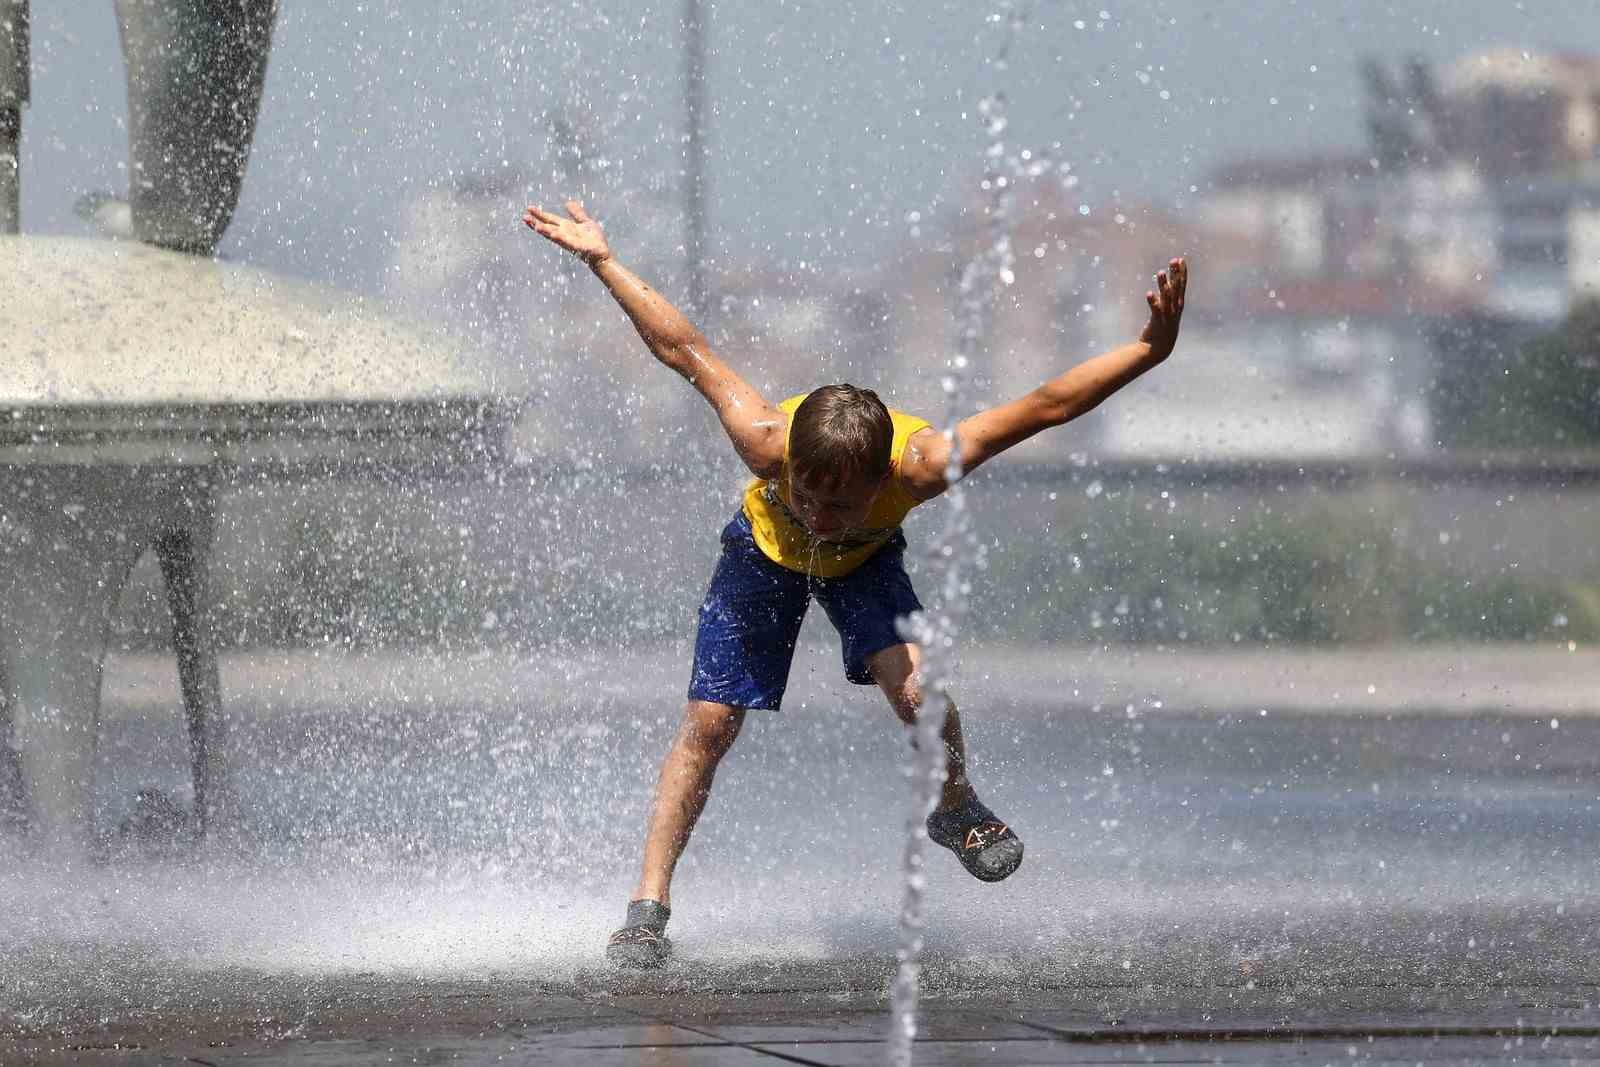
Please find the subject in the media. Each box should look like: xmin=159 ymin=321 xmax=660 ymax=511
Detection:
xmin=523 ymin=200 xmax=1187 ymax=968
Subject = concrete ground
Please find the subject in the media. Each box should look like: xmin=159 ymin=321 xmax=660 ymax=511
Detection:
xmin=6 ymin=974 xmax=1600 ymax=1064
xmin=6 ymin=642 xmax=1598 ymax=1064
xmin=93 ymin=640 xmax=1600 ymax=720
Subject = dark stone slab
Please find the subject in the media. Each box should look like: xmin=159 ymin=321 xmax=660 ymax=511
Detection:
xmin=8 ymin=979 xmax=1600 ymax=1065
xmin=991 ymin=983 xmax=1600 ymax=1034
xmin=748 ymin=1032 xmax=1600 ymax=1065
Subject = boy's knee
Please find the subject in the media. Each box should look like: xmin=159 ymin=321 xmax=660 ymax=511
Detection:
xmin=680 ymin=700 xmax=744 ymax=757
xmin=884 ymin=677 xmax=922 ymax=722
xmin=866 ymin=644 xmax=922 ymax=721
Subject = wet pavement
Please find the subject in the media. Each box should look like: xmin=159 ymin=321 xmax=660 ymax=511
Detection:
xmin=6 ymin=974 xmax=1600 ymax=1064
xmin=3 ymin=644 xmax=1598 ymax=1064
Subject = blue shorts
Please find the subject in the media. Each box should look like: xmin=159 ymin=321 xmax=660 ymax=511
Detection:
xmin=688 ymin=511 xmax=923 ymax=711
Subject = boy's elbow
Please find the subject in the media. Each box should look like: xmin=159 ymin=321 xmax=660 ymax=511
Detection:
xmin=746 ymin=451 xmax=784 ymax=481
xmin=742 ymin=432 xmax=786 ymax=480
xmin=645 ymin=327 xmax=705 ymax=362
xmin=1050 ymin=401 xmax=1086 ymax=427
xmin=668 ymin=325 xmax=710 ymax=354
xmin=1029 ymin=389 xmax=1076 ymax=428
xmin=902 ymin=466 xmax=950 ymax=502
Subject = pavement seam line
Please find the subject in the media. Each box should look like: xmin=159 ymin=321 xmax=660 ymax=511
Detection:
xmin=605 ymin=1007 xmax=837 ymax=1066
xmin=1006 ymin=1020 xmax=1600 ymax=1044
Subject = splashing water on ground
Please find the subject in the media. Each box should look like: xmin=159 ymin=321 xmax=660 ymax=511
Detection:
xmin=5 ymin=656 xmax=1600 ymax=1028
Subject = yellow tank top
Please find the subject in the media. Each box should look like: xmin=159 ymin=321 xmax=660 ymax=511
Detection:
xmin=742 ymin=393 xmax=933 ymax=577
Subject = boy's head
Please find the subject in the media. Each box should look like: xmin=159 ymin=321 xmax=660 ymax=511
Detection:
xmin=787 ymin=384 xmax=893 ymax=537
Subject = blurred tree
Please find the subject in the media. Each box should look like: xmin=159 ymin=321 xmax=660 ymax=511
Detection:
xmin=1430 ymin=301 xmax=1600 ymax=449
xmin=972 ymin=495 xmax=1600 ymax=646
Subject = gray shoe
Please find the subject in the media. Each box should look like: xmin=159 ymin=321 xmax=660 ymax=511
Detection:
xmin=606 ymin=899 xmax=672 ymax=968
xmin=926 ymin=795 xmax=1023 ymax=882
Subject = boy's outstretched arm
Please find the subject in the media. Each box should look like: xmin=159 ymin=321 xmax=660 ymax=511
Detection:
xmin=902 ymin=258 xmax=1188 ymax=499
xmin=523 ymin=200 xmax=786 ymax=478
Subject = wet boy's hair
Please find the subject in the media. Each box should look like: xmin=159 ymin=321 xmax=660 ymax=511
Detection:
xmin=789 ymin=384 xmax=894 ymax=486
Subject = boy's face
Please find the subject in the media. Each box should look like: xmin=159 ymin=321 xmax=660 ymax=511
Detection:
xmin=788 ymin=467 xmax=887 ymax=539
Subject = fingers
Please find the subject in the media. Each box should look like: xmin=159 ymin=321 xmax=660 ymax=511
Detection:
xmin=523 ymin=202 xmax=593 ymax=252
xmin=1148 ymin=257 xmax=1188 ymax=316
xmin=523 ymin=205 xmax=560 ymax=232
xmin=1151 ymin=269 xmax=1175 ymax=318
xmin=522 ymin=201 xmax=593 ymax=229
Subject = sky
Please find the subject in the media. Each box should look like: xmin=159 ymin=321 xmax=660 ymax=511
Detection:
xmin=14 ymin=0 xmax=1600 ymax=297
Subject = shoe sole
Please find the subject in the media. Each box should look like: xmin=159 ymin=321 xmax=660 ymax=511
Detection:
xmin=965 ymin=838 xmax=1024 ymax=882
xmin=928 ymin=827 xmax=1024 ymax=882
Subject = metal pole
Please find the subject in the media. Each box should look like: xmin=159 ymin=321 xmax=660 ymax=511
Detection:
xmin=683 ymin=0 xmax=707 ymax=321
xmin=0 ymin=0 xmax=28 ymax=234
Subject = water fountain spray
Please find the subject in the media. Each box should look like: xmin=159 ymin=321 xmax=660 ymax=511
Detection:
xmin=886 ymin=2 xmax=1062 ymax=1061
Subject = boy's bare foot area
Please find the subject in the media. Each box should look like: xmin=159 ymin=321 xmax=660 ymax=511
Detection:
xmin=606 ymin=899 xmax=672 ymax=969
xmin=927 ymin=794 xmax=1024 ymax=882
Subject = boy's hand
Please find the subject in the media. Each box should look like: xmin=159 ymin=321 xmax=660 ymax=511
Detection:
xmin=523 ymin=200 xmax=611 ymax=266
xmin=1138 ymin=257 xmax=1187 ymax=362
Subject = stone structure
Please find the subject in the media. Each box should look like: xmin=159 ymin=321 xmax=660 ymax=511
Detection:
xmin=0 ymin=4 xmax=515 ymax=856
xmin=1 ymin=237 xmax=516 ymax=855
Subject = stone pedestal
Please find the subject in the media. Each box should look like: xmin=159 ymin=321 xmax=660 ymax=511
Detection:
xmin=0 ymin=236 xmax=518 ymax=855
xmin=0 ymin=467 xmax=226 ymax=856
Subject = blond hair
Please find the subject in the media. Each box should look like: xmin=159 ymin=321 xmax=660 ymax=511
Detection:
xmin=789 ymin=384 xmax=893 ymax=485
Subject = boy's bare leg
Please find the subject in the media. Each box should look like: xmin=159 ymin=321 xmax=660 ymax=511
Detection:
xmin=631 ymin=699 xmax=746 ymax=906
xmin=865 ymin=642 xmax=970 ymax=811
xmin=867 ymin=641 xmax=1024 ymax=881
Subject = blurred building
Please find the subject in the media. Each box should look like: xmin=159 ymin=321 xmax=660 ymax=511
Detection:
xmin=388 ymin=167 xmax=906 ymax=464
xmin=388 ymin=168 xmax=532 ymax=377
xmin=1424 ymin=49 xmax=1600 ymax=176
xmin=1082 ymin=46 xmax=1600 ymax=460
xmin=386 ymin=164 xmax=687 ymax=460
xmin=387 ymin=47 xmax=1600 ymax=467
xmin=882 ymin=180 xmax=1225 ymax=460
xmin=876 ymin=165 xmax=1447 ymax=461
xmin=1361 ymin=47 xmax=1600 ymax=320
xmin=708 ymin=266 xmax=896 ymax=404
